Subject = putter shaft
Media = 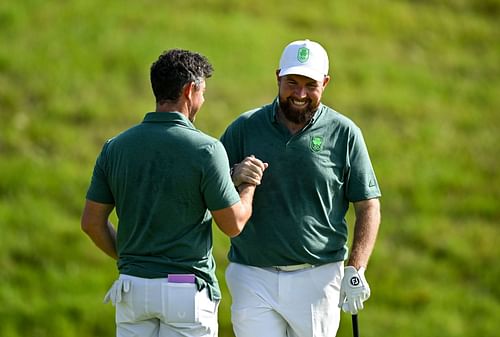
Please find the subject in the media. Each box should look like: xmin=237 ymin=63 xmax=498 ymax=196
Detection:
xmin=352 ymin=314 xmax=359 ymax=337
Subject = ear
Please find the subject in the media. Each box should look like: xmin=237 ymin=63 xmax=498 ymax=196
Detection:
xmin=322 ymin=75 xmax=331 ymax=88
xmin=275 ymin=70 xmax=282 ymax=85
xmin=182 ymin=82 xmax=195 ymax=100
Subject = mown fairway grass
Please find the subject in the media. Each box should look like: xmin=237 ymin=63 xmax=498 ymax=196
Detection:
xmin=1 ymin=0 xmax=499 ymax=336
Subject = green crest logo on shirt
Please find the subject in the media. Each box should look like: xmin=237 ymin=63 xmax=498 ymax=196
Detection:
xmin=310 ymin=136 xmax=323 ymax=152
xmin=297 ymin=47 xmax=309 ymax=63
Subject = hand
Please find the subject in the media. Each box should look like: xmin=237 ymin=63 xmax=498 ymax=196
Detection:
xmin=231 ymin=155 xmax=268 ymax=187
xmin=338 ymin=266 xmax=370 ymax=314
xmin=103 ymin=279 xmax=131 ymax=305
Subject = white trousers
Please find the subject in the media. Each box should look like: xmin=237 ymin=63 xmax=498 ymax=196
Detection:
xmin=112 ymin=274 xmax=218 ymax=337
xmin=225 ymin=262 xmax=343 ymax=337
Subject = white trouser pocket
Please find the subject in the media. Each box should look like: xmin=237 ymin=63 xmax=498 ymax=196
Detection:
xmin=162 ymin=282 xmax=198 ymax=323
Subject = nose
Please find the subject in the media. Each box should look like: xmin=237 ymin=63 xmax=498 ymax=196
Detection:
xmin=294 ymin=85 xmax=307 ymax=98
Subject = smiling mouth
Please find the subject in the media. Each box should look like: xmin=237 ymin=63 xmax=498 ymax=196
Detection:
xmin=290 ymin=99 xmax=308 ymax=107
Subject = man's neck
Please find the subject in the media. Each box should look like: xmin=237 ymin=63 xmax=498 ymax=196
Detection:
xmin=156 ymin=101 xmax=190 ymax=119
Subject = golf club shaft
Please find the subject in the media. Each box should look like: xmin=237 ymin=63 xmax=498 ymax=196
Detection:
xmin=352 ymin=314 xmax=359 ymax=337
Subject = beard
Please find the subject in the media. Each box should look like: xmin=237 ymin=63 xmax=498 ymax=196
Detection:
xmin=278 ymin=96 xmax=319 ymax=125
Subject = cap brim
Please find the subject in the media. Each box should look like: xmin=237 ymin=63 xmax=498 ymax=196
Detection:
xmin=279 ymin=66 xmax=325 ymax=82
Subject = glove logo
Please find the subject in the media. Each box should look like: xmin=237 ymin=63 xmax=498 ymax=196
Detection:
xmin=350 ymin=276 xmax=360 ymax=287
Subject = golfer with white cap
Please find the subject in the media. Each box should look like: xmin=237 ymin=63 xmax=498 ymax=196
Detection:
xmin=220 ymin=39 xmax=382 ymax=337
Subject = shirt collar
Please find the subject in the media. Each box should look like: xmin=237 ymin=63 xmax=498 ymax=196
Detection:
xmin=142 ymin=112 xmax=195 ymax=128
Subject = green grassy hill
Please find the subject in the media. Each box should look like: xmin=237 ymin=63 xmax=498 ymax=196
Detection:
xmin=1 ymin=0 xmax=498 ymax=336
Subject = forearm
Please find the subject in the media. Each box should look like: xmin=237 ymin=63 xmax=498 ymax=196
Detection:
xmin=81 ymin=200 xmax=118 ymax=260
xmin=211 ymin=183 xmax=257 ymax=238
xmin=84 ymin=220 xmax=118 ymax=260
xmin=236 ymin=183 xmax=256 ymax=222
xmin=212 ymin=156 xmax=266 ymax=237
xmin=348 ymin=198 xmax=381 ymax=269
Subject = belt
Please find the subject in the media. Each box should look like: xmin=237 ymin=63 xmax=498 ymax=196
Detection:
xmin=271 ymin=263 xmax=315 ymax=272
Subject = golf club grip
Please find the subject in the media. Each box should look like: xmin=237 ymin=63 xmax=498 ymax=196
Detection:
xmin=352 ymin=314 xmax=359 ymax=337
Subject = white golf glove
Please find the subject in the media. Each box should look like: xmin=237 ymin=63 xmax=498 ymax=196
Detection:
xmin=103 ymin=279 xmax=131 ymax=305
xmin=338 ymin=266 xmax=370 ymax=314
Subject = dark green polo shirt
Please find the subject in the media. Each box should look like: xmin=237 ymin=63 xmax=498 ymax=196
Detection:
xmin=220 ymin=99 xmax=381 ymax=267
xmin=86 ymin=112 xmax=240 ymax=300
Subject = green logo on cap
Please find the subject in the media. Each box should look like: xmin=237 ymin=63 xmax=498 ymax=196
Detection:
xmin=310 ymin=136 xmax=323 ymax=152
xmin=297 ymin=47 xmax=309 ymax=63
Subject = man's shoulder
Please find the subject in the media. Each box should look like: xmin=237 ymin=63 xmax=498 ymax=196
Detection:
xmin=230 ymin=102 xmax=273 ymax=127
xmin=184 ymin=129 xmax=222 ymax=153
xmin=319 ymin=104 xmax=360 ymax=130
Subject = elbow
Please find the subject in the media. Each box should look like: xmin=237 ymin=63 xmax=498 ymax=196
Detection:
xmin=227 ymin=230 xmax=241 ymax=238
xmin=229 ymin=206 xmax=253 ymax=237
xmin=80 ymin=216 xmax=93 ymax=235
xmin=221 ymin=214 xmax=251 ymax=238
xmin=222 ymin=217 xmax=247 ymax=238
xmin=81 ymin=221 xmax=89 ymax=235
xmin=212 ymin=201 xmax=252 ymax=238
xmin=227 ymin=221 xmax=245 ymax=238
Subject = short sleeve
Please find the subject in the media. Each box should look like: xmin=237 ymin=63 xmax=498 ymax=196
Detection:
xmin=85 ymin=141 xmax=115 ymax=204
xmin=200 ymin=141 xmax=240 ymax=211
xmin=345 ymin=127 xmax=381 ymax=202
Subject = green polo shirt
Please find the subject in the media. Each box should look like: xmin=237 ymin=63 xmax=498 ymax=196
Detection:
xmin=220 ymin=99 xmax=381 ymax=267
xmin=86 ymin=112 xmax=240 ymax=300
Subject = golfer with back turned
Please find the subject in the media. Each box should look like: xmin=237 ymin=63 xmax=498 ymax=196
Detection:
xmin=220 ymin=39 xmax=381 ymax=337
xmin=81 ymin=49 xmax=267 ymax=337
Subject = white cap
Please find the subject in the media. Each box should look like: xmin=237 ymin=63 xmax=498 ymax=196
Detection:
xmin=278 ymin=39 xmax=329 ymax=82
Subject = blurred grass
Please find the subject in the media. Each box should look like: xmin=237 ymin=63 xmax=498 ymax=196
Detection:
xmin=1 ymin=0 xmax=499 ymax=336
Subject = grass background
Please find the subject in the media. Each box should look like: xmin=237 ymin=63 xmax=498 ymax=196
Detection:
xmin=0 ymin=0 xmax=499 ymax=336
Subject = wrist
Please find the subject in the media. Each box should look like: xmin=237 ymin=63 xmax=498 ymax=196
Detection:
xmin=345 ymin=265 xmax=366 ymax=276
xmin=230 ymin=165 xmax=241 ymax=188
xmin=237 ymin=182 xmax=255 ymax=193
xmin=346 ymin=260 xmax=367 ymax=270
